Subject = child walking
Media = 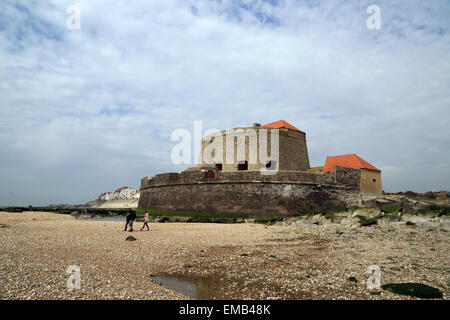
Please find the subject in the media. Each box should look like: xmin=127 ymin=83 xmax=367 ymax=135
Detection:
xmin=141 ymin=211 xmax=150 ymax=231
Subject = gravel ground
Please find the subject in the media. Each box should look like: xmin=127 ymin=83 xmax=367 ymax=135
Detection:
xmin=0 ymin=211 xmax=448 ymax=300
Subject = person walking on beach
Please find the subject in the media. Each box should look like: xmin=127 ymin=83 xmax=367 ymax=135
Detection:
xmin=141 ymin=211 xmax=150 ymax=231
xmin=124 ymin=210 xmax=136 ymax=232
xmin=124 ymin=211 xmax=131 ymax=231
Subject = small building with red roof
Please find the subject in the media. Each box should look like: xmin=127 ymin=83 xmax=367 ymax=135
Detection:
xmin=312 ymin=154 xmax=382 ymax=194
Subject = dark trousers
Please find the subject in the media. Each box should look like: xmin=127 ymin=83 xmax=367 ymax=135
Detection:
xmin=141 ymin=222 xmax=149 ymax=230
xmin=124 ymin=219 xmax=134 ymax=231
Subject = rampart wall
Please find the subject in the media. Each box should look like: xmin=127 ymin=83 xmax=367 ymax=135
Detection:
xmin=138 ymin=166 xmax=362 ymax=216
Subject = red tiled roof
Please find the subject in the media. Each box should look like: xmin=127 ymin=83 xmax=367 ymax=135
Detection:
xmin=322 ymin=154 xmax=381 ymax=172
xmin=262 ymin=120 xmax=302 ymax=132
xmin=115 ymin=186 xmax=128 ymax=193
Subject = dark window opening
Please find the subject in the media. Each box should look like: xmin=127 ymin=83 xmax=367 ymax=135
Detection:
xmin=237 ymin=160 xmax=248 ymax=171
xmin=204 ymin=170 xmax=215 ymax=179
xmin=372 ymin=179 xmax=376 ymax=182
xmin=266 ymin=160 xmax=277 ymax=169
xmin=215 ymin=163 xmax=222 ymax=171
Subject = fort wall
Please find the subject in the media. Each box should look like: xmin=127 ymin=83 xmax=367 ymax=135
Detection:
xmin=138 ymin=166 xmax=362 ymax=216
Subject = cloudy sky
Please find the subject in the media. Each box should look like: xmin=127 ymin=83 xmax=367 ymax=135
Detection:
xmin=1 ymin=0 xmax=449 ymax=206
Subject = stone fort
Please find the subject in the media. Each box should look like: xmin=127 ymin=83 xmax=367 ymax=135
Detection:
xmin=138 ymin=120 xmax=382 ymax=216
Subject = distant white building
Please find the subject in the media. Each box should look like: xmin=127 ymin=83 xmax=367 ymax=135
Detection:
xmin=98 ymin=192 xmax=113 ymax=201
xmin=104 ymin=192 xmax=114 ymax=200
xmin=98 ymin=187 xmax=140 ymax=201
xmin=118 ymin=187 xmax=136 ymax=199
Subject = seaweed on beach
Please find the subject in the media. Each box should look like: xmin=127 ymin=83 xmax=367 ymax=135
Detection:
xmin=254 ymin=216 xmax=282 ymax=224
xmin=381 ymin=283 xmax=443 ymax=299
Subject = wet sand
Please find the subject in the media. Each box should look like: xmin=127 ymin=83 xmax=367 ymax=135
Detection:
xmin=0 ymin=211 xmax=448 ymax=300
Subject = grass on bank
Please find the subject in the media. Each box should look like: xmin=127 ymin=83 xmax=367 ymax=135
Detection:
xmin=0 ymin=206 xmax=271 ymax=224
xmin=381 ymin=204 xmax=401 ymax=214
xmin=300 ymin=202 xmax=347 ymax=217
xmin=136 ymin=209 xmax=248 ymax=223
xmin=254 ymin=216 xmax=282 ymax=224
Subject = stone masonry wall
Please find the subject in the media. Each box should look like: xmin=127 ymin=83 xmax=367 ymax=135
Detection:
xmin=360 ymin=169 xmax=382 ymax=194
xmin=198 ymin=127 xmax=310 ymax=172
xmin=138 ymin=166 xmax=362 ymax=216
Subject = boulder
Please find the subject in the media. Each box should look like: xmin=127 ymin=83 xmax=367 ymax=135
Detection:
xmin=362 ymin=194 xmax=426 ymax=211
xmin=376 ymin=198 xmax=391 ymax=205
xmin=439 ymin=222 xmax=450 ymax=232
xmin=295 ymin=220 xmax=317 ymax=227
xmin=383 ymin=195 xmax=405 ymax=205
xmin=361 ymin=196 xmax=379 ymax=208
xmin=402 ymin=215 xmax=429 ymax=224
xmin=411 ymin=201 xmax=430 ymax=210
xmin=341 ymin=218 xmax=357 ymax=226
xmin=352 ymin=208 xmax=381 ymax=219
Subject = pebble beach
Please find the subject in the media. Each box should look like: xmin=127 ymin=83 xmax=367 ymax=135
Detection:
xmin=0 ymin=211 xmax=448 ymax=300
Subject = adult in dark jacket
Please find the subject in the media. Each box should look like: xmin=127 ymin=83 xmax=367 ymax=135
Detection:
xmin=124 ymin=211 xmax=136 ymax=232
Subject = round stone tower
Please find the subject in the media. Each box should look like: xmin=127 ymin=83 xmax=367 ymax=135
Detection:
xmin=198 ymin=121 xmax=310 ymax=172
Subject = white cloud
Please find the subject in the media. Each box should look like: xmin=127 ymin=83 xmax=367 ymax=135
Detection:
xmin=0 ymin=0 xmax=449 ymax=205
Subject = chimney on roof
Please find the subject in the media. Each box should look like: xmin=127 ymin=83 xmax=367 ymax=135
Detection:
xmin=253 ymin=123 xmax=261 ymax=127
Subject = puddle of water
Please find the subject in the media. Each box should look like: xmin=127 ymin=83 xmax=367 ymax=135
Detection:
xmin=152 ymin=273 xmax=307 ymax=300
xmin=152 ymin=274 xmax=224 ymax=299
xmin=152 ymin=275 xmax=198 ymax=298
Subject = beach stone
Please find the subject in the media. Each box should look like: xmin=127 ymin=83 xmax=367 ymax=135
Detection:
xmin=341 ymin=218 xmax=357 ymax=225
